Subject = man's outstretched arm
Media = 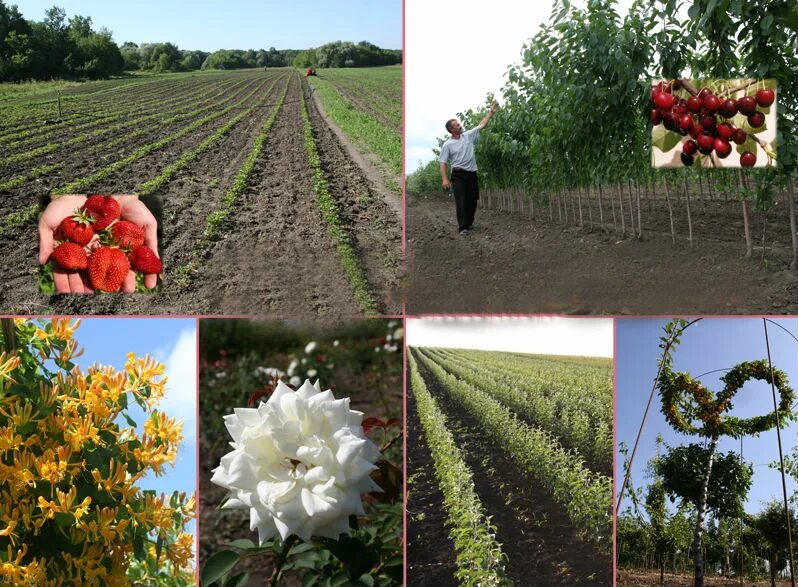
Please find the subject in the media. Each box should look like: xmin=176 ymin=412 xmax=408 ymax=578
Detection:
xmin=476 ymin=101 xmax=500 ymax=129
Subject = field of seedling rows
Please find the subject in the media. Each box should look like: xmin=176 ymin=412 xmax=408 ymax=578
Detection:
xmin=407 ymin=347 xmax=613 ymax=586
xmin=0 ymin=66 xmax=401 ymax=315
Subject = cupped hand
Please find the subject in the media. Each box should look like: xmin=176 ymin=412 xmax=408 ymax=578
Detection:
xmin=38 ymin=194 xmax=93 ymax=294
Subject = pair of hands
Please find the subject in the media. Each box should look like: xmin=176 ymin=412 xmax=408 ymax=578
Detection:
xmin=38 ymin=195 xmax=160 ymax=293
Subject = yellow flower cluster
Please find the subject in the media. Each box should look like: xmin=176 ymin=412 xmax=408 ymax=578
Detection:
xmin=0 ymin=319 xmax=196 ymax=586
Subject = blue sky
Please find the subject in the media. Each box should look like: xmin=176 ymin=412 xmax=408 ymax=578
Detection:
xmin=616 ymin=317 xmax=798 ymax=519
xmin=68 ymin=318 xmax=197 ymax=537
xmin=15 ymin=0 xmax=401 ymax=50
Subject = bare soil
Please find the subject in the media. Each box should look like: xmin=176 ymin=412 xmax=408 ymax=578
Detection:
xmin=406 ymin=195 xmax=798 ymax=314
xmin=619 ymin=569 xmax=791 ymax=586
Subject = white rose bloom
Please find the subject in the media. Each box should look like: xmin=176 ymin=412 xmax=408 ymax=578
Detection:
xmin=287 ymin=359 xmax=299 ymax=376
xmin=289 ymin=376 xmax=302 ymax=387
xmin=393 ymin=328 xmax=403 ymax=340
xmin=333 ymin=340 xmax=340 ymax=347
xmin=211 ymin=380 xmax=382 ymax=543
xmin=307 ymin=369 xmax=318 ymax=378
xmin=305 ymin=342 xmax=317 ymax=355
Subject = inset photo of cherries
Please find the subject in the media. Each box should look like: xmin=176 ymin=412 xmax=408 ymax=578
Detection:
xmin=651 ymin=78 xmax=776 ymax=169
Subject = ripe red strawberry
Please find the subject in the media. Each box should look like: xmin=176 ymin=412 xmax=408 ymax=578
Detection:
xmin=110 ymin=221 xmax=145 ymax=248
xmin=51 ymin=242 xmax=88 ymax=270
xmin=129 ymin=245 xmax=163 ymax=274
xmin=82 ymin=195 xmax=121 ymax=230
xmin=88 ymin=246 xmax=130 ymax=292
xmin=57 ymin=211 xmax=94 ymax=246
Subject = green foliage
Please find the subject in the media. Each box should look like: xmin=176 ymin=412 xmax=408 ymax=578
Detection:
xmin=414 ymin=347 xmax=612 ymax=550
xmin=408 ymin=351 xmax=509 ymax=587
xmin=657 ymin=443 xmax=753 ymax=518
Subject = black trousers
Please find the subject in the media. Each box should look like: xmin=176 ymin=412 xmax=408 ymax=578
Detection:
xmin=451 ymin=168 xmax=479 ymax=231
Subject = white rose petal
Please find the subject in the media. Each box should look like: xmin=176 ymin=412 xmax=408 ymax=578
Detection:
xmin=212 ymin=380 xmax=381 ymax=543
xmin=393 ymin=328 xmax=403 ymax=340
xmin=333 ymin=340 xmax=340 ymax=347
xmin=307 ymin=369 xmax=317 ymax=378
xmin=305 ymin=342 xmax=317 ymax=355
xmin=289 ymin=376 xmax=301 ymax=387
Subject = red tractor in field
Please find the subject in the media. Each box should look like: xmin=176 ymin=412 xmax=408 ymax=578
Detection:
xmin=306 ymin=67 xmax=317 ymax=77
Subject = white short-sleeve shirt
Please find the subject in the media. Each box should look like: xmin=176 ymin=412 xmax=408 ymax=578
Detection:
xmin=439 ymin=127 xmax=481 ymax=171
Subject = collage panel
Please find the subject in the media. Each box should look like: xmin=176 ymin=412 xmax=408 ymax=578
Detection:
xmin=405 ymin=316 xmax=613 ymax=586
xmin=617 ymin=318 xmax=798 ymax=587
xmin=0 ymin=317 xmax=197 ymax=585
xmin=0 ymin=1 xmax=401 ymax=317
xmin=198 ymin=318 xmax=403 ymax=587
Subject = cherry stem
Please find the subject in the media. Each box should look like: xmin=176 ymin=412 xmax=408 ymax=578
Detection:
xmin=719 ymin=79 xmax=757 ymax=98
xmin=679 ymin=78 xmax=699 ymax=97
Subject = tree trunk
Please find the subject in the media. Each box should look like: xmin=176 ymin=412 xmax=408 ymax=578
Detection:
xmin=549 ymin=192 xmax=553 ymax=221
xmin=598 ymin=184 xmax=605 ymax=230
xmin=564 ymin=189 xmax=569 ymax=224
xmin=611 ymin=186 xmax=618 ymax=235
xmin=742 ymin=198 xmax=753 ymax=259
xmin=557 ymin=190 xmax=563 ymax=224
xmin=578 ymin=186 xmax=583 ymax=226
xmin=788 ymin=179 xmax=797 ymax=270
xmin=663 ymin=177 xmax=676 ymax=244
xmin=684 ymin=178 xmax=693 ymax=249
xmin=636 ymin=179 xmax=643 ymax=240
xmin=619 ymin=184 xmax=627 ymax=238
xmin=587 ymin=185 xmax=593 ymax=227
xmin=692 ymin=436 xmax=719 ymax=587
xmin=660 ymin=555 xmax=665 ymax=586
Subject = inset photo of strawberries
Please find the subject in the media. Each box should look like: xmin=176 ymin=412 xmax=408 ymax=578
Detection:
xmin=38 ymin=194 xmax=163 ymax=294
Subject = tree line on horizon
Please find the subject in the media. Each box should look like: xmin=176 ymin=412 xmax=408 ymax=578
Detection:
xmin=0 ymin=2 xmax=401 ymax=82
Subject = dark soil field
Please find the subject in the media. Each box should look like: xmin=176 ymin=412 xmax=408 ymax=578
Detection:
xmin=407 ymin=357 xmax=611 ymax=587
xmin=0 ymin=69 xmax=401 ymax=316
xmin=407 ymin=194 xmax=798 ymax=314
xmin=619 ymin=569 xmax=793 ymax=586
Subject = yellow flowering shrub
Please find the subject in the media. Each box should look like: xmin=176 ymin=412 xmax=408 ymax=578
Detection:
xmin=0 ymin=319 xmax=195 ymax=586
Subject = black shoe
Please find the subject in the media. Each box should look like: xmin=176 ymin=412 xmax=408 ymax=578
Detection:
xmin=459 ymin=229 xmax=470 ymax=236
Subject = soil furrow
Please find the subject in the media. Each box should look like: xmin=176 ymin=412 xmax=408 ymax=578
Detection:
xmin=406 ymin=384 xmax=459 ymax=587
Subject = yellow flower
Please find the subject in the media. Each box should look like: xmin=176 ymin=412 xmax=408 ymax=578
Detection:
xmin=166 ymin=532 xmax=195 ymax=569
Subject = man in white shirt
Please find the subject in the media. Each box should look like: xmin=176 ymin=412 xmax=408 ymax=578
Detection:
xmin=439 ymin=102 xmax=499 ymax=235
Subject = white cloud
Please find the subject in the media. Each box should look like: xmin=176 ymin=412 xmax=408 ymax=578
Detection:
xmin=407 ymin=316 xmax=613 ymax=358
xmin=159 ymin=328 xmax=197 ymax=445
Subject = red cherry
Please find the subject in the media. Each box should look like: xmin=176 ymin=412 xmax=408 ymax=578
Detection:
xmin=737 ymin=96 xmax=757 ymax=115
xmin=703 ymin=94 xmax=721 ymax=112
xmin=755 ymin=89 xmax=775 ymax=107
xmin=650 ymin=109 xmax=663 ymax=124
xmin=700 ymin=115 xmax=717 ymax=131
xmin=686 ymin=96 xmax=703 ymax=113
xmin=683 ymin=140 xmax=698 ymax=155
xmin=690 ymin=124 xmax=702 ymax=140
xmin=714 ymin=138 xmax=732 ymax=158
xmin=681 ymin=152 xmax=695 ymax=166
xmin=679 ymin=114 xmax=693 ymax=131
xmin=673 ymin=102 xmax=688 ymax=116
xmin=717 ymin=123 xmax=734 ymax=140
xmin=731 ymin=128 xmax=747 ymax=144
xmin=719 ymin=99 xmax=737 ymax=118
xmin=748 ymin=111 xmax=765 ymax=128
xmin=663 ymin=113 xmax=679 ymax=131
xmin=698 ymin=88 xmax=712 ymax=99
xmin=654 ymin=92 xmax=675 ymax=110
xmin=697 ymin=133 xmax=715 ymax=151
xmin=740 ymin=151 xmax=756 ymax=167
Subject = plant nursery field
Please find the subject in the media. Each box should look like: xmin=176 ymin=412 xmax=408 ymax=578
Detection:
xmin=0 ymin=67 xmax=401 ymax=315
xmin=406 ymin=347 xmax=613 ymax=586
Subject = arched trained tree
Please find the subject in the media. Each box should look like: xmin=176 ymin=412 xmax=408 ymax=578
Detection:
xmin=657 ymin=319 xmax=795 ymax=587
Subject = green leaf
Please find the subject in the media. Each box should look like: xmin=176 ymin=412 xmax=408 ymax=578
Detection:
xmin=201 ymin=550 xmax=241 ymax=586
xmin=321 ymin=536 xmax=379 ymax=581
xmin=227 ymin=538 xmax=257 ymax=550
xmin=303 ymin=573 xmax=320 ymax=587
xmin=225 ymin=572 xmax=249 ymax=587
xmin=652 ymin=125 xmax=681 ymax=153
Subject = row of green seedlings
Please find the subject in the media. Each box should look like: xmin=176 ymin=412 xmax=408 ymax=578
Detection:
xmin=0 ymin=74 xmax=230 ymax=144
xmin=324 ymin=76 xmax=401 ymax=125
xmin=427 ymin=347 xmax=612 ymax=474
xmin=0 ymin=75 xmax=246 ymax=149
xmin=0 ymin=77 xmax=279 ymax=233
xmin=414 ymin=347 xmax=613 ymax=549
xmin=0 ymin=76 xmax=256 ymax=166
xmin=300 ymin=77 xmax=379 ymax=314
xmin=408 ymin=351 xmax=510 ymax=587
xmin=0 ymin=74 xmax=183 ymax=136
xmin=308 ymin=76 xmax=402 ymax=176
xmin=319 ymin=69 xmax=402 ymax=101
xmin=139 ymin=75 xmax=288 ymax=195
xmin=173 ymin=77 xmax=291 ymax=280
xmin=452 ymin=349 xmax=612 ymax=446
xmin=55 ymin=77 xmax=277 ymax=193
xmin=0 ymin=164 xmax=61 ymax=192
